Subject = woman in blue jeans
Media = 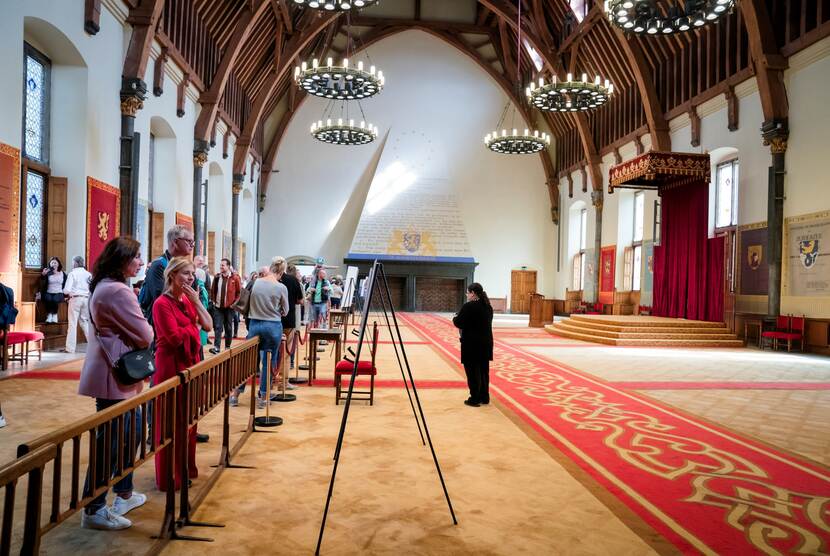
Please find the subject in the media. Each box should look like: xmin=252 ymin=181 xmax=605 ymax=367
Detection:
xmin=231 ymin=259 xmax=289 ymax=407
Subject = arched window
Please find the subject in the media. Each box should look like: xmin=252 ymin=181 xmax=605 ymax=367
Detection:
xmin=573 ymin=208 xmax=588 ymax=291
xmin=624 ymin=191 xmax=645 ymax=291
xmin=715 ymin=159 xmax=740 ymax=229
xmin=21 ymin=42 xmax=52 ymax=269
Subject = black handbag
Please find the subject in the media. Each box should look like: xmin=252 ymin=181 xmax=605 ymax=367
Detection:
xmin=90 ymin=310 xmax=155 ymax=385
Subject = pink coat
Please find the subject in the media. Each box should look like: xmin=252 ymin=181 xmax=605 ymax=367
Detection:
xmin=78 ymin=279 xmax=154 ymax=400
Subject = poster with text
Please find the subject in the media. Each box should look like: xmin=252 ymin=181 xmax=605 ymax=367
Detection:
xmin=136 ymin=199 xmax=149 ymax=278
xmin=599 ymin=246 xmax=616 ymax=305
xmin=222 ymin=231 xmax=231 ymax=264
xmin=786 ymin=212 xmax=830 ymax=297
xmin=641 ymin=241 xmax=654 ymax=306
xmin=739 ymin=225 xmax=769 ymax=295
xmin=0 ymin=143 xmax=20 ymax=274
xmin=86 ymin=177 xmax=120 ymax=269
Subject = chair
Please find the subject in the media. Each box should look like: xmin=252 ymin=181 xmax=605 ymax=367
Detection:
xmin=761 ymin=315 xmax=806 ymax=352
xmin=0 ymin=327 xmax=35 ymax=370
xmin=334 ymin=321 xmax=379 ymax=405
xmin=585 ymin=302 xmax=604 ymax=315
xmin=638 ymin=305 xmax=652 ymax=316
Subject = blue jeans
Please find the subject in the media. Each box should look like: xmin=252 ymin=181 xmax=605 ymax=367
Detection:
xmin=247 ymin=319 xmax=283 ymax=397
xmin=83 ymin=398 xmax=141 ymax=513
xmin=310 ymin=303 xmax=328 ymax=328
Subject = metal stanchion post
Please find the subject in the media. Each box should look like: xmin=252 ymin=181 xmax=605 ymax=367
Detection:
xmin=254 ymin=351 xmax=282 ymax=427
xmin=273 ymin=334 xmax=296 ymax=402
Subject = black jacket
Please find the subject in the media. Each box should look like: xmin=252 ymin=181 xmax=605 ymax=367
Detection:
xmin=280 ymin=273 xmax=304 ymax=329
xmin=452 ymin=299 xmax=494 ymax=364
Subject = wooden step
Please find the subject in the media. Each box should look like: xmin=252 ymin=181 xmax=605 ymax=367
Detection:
xmin=547 ymin=325 xmax=744 ymax=347
xmin=560 ymin=320 xmax=730 ymax=334
xmin=553 ymin=322 xmax=737 ymax=340
xmin=569 ymin=315 xmax=725 ymax=329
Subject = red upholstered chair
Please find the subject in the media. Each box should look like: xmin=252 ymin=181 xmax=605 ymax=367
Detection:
xmin=334 ymin=321 xmax=379 ymax=405
xmin=1 ymin=327 xmax=32 ymax=370
xmin=585 ymin=303 xmax=604 ymax=315
xmin=638 ymin=305 xmax=652 ymax=316
xmin=761 ymin=315 xmax=805 ymax=352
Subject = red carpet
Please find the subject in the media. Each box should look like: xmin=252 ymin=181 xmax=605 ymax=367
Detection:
xmin=310 ymin=379 xmax=466 ymax=389
xmin=618 ymin=381 xmax=830 ymax=391
xmin=400 ymin=312 xmax=830 ymax=555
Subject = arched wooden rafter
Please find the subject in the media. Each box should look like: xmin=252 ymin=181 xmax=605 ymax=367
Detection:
xmin=739 ymin=0 xmax=788 ymax=124
xmin=259 ymin=24 xmax=561 ymax=218
xmin=122 ymin=0 xmax=166 ymax=84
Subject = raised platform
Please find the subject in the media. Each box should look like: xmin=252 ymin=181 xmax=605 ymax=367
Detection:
xmin=547 ymin=315 xmax=744 ymax=347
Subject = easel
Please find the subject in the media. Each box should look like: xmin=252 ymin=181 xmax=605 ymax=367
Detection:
xmin=315 ymin=261 xmax=457 ymax=555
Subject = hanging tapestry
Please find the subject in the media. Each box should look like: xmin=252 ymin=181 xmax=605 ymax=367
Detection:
xmin=222 ymin=231 xmax=232 ymax=263
xmin=785 ymin=211 xmax=830 ymax=297
xmin=86 ymin=177 xmax=120 ymax=268
xmin=175 ymin=211 xmax=193 ymax=231
xmin=738 ymin=223 xmax=769 ymax=296
xmin=0 ymin=143 xmax=21 ymax=273
xmin=599 ymin=246 xmax=616 ymax=305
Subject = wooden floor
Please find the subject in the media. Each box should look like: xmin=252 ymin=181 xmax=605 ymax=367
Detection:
xmin=548 ymin=315 xmax=744 ymax=347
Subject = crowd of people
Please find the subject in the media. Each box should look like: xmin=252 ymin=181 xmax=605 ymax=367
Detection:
xmin=70 ymin=226 xmax=350 ymax=531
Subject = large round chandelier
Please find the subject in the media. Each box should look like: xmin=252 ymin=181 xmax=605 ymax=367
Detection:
xmin=605 ymin=0 xmax=735 ymax=34
xmin=311 ymin=118 xmax=378 ymax=146
xmin=294 ymin=58 xmax=384 ymax=101
xmin=292 ymin=0 xmax=379 ymax=10
xmin=527 ymin=73 xmax=613 ymax=112
xmin=485 ymin=128 xmax=551 ymax=155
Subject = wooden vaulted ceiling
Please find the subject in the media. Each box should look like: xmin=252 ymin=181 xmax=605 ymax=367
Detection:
xmin=140 ymin=0 xmax=829 ymax=207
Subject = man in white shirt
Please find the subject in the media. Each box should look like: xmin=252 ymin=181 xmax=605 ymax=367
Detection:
xmin=62 ymin=256 xmax=92 ymax=353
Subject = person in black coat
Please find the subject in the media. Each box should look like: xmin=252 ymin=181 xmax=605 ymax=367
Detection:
xmin=452 ymin=282 xmax=494 ymax=407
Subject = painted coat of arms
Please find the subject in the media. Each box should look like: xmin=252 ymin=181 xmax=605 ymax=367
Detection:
xmin=402 ymin=231 xmax=421 ymax=253
xmin=747 ymin=245 xmax=762 ymax=270
xmin=800 ymin=240 xmax=819 ymax=268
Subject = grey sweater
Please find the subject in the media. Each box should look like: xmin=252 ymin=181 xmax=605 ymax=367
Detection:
xmin=248 ymin=278 xmax=289 ymax=322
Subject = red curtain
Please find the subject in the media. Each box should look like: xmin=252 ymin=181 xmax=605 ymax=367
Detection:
xmin=653 ymin=181 xmax=724 ymax=322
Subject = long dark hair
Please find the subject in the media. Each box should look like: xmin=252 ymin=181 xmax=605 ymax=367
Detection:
xmin=468 ymin=282 xmax=490 ymax=307
xmin=48 ymin=257 xmax=63 ymax=273
xmin=89 ymin=237 xmax=141 ymax=295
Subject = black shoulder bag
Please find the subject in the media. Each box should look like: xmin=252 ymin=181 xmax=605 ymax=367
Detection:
xmin=89 ymin=303 xmax=155 ymax=385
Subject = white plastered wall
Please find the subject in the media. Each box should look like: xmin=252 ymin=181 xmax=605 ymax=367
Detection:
xmin=261 ymin=30 xmax=557 ymax=300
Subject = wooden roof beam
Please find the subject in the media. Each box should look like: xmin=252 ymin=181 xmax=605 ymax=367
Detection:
xmin=740 ymin=0 xmax=788 ymax=123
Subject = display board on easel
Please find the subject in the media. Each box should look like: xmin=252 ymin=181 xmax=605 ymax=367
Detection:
xmin=342 ymin=265 xmax=358 ymax=309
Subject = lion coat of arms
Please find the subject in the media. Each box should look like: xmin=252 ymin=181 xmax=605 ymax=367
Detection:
xmin=747 ymin=244 xmax=762 ymax=271
xmin=402 ymin=231 xmax=421 ymax=254
xmin=799 ymin=240 xmax=819 ymax=268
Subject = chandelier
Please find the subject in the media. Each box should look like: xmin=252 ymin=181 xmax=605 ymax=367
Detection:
xmin=605 ymin=0 xmax=735 ymax=34
xmin=311 ymin=119 xmax=378 ymax=145
xmin=294 ymin=57 xmax=384 ymax=100
xmin=292 ymin=0 xmax=379 ymax=10
xmin=527 ymin=73 xmax=613 ymax=112
xmin=485 ymin=128 xmax=551 ymax=155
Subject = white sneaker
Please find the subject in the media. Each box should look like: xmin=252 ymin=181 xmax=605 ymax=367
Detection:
xmin=0 ymin=415 xmax=6 ymax=428
xmin=81 ymin=506 xmax=132 ymax=530
xmin=111 ymin=492 xmax=147 ymax=517
xmin=229 ymin=395 xmax=239 ymax=407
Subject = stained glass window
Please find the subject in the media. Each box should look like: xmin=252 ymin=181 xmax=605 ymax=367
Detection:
xmin=25 ymin=171 xmax=45 ymax=269
xmin=715 ymin=159 xmax=739 ymax=228
xmin=23 ymin=44 xmax=50 ymax=164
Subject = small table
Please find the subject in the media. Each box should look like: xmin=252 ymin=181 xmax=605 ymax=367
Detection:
xmin=744 ymin=317 xmax=764 ymax=347
xmin=329 ymin=309 xmax=350 ymax=341
xmin=308 ymin=328 xmax=343 ymax=386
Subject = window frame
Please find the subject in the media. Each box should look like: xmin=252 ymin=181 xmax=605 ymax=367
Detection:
xmin=22 ymin=42 xmax=52 ymax=166
xmin=714 ymin=158 xmax=739 ymax=231
xmin=20 ymin=162 xmax=50 ymax=270
xmin=576 ymin=208 xmax=588 ymax=291
xmin=630 ymin=191 xmax=645 ymax=291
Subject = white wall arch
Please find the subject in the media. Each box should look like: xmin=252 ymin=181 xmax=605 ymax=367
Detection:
xmin=261 ymin=29 xmax=555 ymax=298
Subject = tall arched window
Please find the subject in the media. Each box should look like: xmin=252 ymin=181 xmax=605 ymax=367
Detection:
xmin=21 ymin=42 xmax=52 ymax=269
xmin=573 ymin=208 xmax=588 ymax=291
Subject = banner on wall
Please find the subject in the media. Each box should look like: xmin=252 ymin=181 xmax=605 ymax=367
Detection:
xmin=222 ymin=231 xmax=231 ymax=263
xmin=738 ymin=223 xmax=769 ymax=296
xmin=786 ymin=211 xmax=830 ymax=297
xmin=0 ymin=143 xmax=21 ymax=274
xmin=599 ymin=246 xmax=616 ymax=304
xmin=176 ymin=212 xmax=193 ymax=231
xmin=583 ymin=248 xmax=596 ymax=302
xmin=136 ymin=199 xmax=149 ymax=275
xmin=86 ymin=177 xmax=120 ymax=269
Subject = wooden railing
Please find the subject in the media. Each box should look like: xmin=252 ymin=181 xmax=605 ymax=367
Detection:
xmin=1 ymin=338 xmax=262 ymax=554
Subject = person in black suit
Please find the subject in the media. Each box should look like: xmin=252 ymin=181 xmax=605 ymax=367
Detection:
xmin=452 ymin=282 xmax=494 ymax=407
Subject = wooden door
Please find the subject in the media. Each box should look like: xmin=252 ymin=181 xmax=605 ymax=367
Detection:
xmin=148 ymin=211 xmax=165 ymax=261
xmin=510 ymin=269 xmax=537 ymax=314
xmin=46 ymin=176 xmax=67 ymax=263
xmin=207 ymin=231 xmax=215 ymax=272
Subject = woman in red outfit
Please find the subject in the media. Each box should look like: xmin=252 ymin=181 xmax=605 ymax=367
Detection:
xmin=152 ymin=257 xmax=213 ymax=491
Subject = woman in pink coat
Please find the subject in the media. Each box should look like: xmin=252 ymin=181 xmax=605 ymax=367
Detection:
xmin=78 ymin=237 xmax=153 ymax=531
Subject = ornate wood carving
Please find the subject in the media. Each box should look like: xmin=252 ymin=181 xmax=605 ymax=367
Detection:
xmin=84 ymin=0 xmax=102 ymax=35
xmin=726 ymin=86 xmax=739 ymax=132
xmin=153 ymin=47 xmax=167 ymax=97
xmin=689 ymin=108 xmax=701 ymax=147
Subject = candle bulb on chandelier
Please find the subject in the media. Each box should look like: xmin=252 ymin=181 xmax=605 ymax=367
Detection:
xmin=313 ymin=58 xmax=319 ymax=69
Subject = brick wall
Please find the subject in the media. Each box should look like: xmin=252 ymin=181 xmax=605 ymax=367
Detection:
xmin=416 ymin=278 xmax=464 ymax=312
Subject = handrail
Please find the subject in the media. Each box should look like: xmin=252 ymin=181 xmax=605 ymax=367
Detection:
xmin=3 ymin=336 xmax=262 ymax=553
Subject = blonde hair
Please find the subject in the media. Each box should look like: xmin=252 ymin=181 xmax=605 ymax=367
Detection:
xmin=270 ymin=256 xmax=286 ymax=276
xmin=163 ymin=256 xmax=195 ymax=293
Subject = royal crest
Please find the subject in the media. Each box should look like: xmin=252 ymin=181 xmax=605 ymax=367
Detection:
xmin=402 ymin=231 xmax=421 ymax=253
xmin=97 ymin=211 xmax=110 ymax=241
xmin=747 ymin=245 xmax=762 ymax=271
xmin=799 ymin=240 xmax=819 ymax=268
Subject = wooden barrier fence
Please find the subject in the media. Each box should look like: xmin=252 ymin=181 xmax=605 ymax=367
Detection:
xmin=0 ymin=338 xmax=261 ymax=554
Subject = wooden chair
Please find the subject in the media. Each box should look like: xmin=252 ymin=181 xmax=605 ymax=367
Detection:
xmin=334 ymin=321 xmax=379 ymax=405
xmin=0 ymin=326 xmax=41 ymax=370
xmin=761 ymin=315 xmax=806 ymax=352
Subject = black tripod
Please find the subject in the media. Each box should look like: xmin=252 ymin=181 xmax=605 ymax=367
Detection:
xmin=315 ymin=261 xmax=457 ymax=555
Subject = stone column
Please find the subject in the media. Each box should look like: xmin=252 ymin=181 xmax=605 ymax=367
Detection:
xmin=231 ymin=174 xmax=243 ymax=271
xmin=591 ymin=189 xmax=604 ymax=304
xmin=192 ymin=140 xmax=209 ymax=256
xmin=762 ymin=120 xmax=788 ymax=320
xmin=119 ymin=78 xmax=146 ymax=237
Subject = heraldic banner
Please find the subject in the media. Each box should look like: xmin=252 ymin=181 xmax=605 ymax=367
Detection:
xmin=86 ymin=177 xmax=120 ymax=268
xmin=738 ymin=224 xmax=769 ymax=296
xmin=599 ymin=245 xmax=616 ymax=305
xmin=786 ymin=211 xmax=830 ymax=297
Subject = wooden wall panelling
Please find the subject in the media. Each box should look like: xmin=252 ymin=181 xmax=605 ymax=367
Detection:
xmin=510 ymin=269 xmax=537 ymax=314
xmin=46 ymin=177 xmax=67 ymax=264
xmin=207 ymin=230 xmax=215 ymax=272
xmin=149 ymin=210 xmax=165 ymax=261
